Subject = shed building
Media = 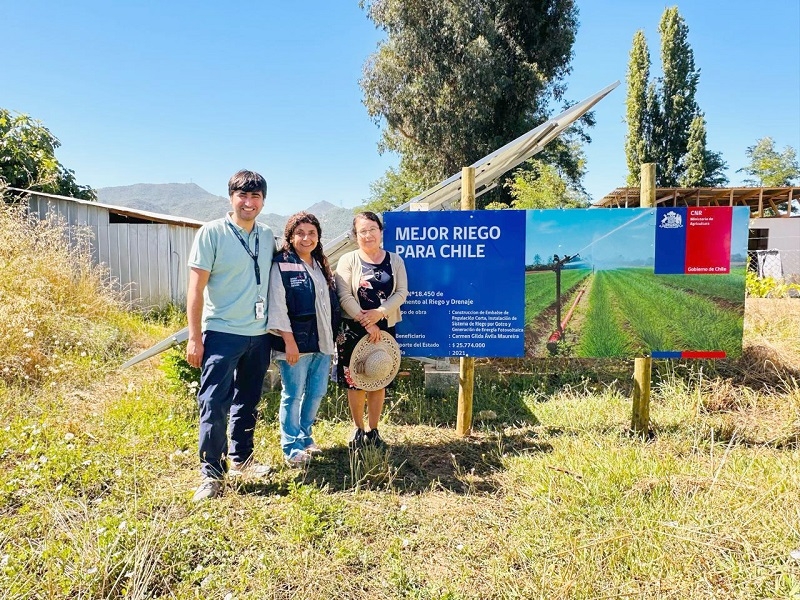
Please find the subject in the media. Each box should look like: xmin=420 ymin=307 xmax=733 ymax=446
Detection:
xmin=23 ymin=190 xmax=203 ymax=308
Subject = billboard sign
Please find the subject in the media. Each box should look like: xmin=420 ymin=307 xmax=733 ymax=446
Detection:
xmin=383 ymin=210 xmax=526 ymax=357
xmin=384 ymin=206 xmax=749 ymax=359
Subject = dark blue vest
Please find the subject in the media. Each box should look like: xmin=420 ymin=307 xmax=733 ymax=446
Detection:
xmin=269 ymin=250 xmax=341 ymax=353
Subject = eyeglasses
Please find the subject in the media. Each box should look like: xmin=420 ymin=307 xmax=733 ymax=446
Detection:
xmin=357 ymin=227 xmax=381 ymax=237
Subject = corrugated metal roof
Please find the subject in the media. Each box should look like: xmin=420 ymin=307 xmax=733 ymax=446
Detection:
xmin=9 ymin=188 xmax=206 ymax=228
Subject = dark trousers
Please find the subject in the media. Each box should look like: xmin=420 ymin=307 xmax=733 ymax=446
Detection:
xmin=197 ymin=330 xmax=271 ymax=479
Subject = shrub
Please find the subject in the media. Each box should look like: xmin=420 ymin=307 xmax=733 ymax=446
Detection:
xmin=745 ymin=269 xmax=800 ymax=298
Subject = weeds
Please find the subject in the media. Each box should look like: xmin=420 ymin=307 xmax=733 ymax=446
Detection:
xmin=0 ymin=204 xmax=133 ymax=388
xmin=746 ymin=269 xmax=800 ymax=298
xmin=348 ymin=446 xmax=400 ymax=491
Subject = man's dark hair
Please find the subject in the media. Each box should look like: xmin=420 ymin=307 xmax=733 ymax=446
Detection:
xmin=228 ymin=170 xmax=267 ymax=197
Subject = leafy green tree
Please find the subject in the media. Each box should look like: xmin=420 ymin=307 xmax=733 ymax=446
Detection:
xmin=0 ymin=108 xmax=95 ymax=200
xmin=738 ymin=137 xmax=800 ymax=186
xmin=680 ymin=113 xmax=728 ymax=187
xmin=360 ymin=0 xmax=582 ymax=209
xmin=361 ymin=164 xmax=426 ymax=213
xmin=504 ymin=157 xmax=589 ymax=209
xmin=624 ymin=7 xmax=724 ymax=188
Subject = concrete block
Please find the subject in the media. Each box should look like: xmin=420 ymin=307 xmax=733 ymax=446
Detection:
xmin=423 ymin=362 xmax=460 ymax=394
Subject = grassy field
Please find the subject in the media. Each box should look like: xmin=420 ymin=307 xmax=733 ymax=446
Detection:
xmin=2 ymin=204 xmax=800 ymax=599
xmin=574 ymin=268 xmax=745 ymax=358
xmin=657 ymin=268 xmax=747 ymax=305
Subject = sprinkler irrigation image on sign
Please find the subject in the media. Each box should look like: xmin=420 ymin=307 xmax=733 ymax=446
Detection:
xmin=383 ymin=206 xmax=749 ymax=359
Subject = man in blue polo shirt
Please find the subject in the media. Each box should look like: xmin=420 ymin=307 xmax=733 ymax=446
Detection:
xmin=186 ymin=169 xmax=275 ymax=502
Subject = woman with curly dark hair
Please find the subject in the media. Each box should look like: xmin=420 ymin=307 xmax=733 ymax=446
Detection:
xmin=266 ymin=212 xmax=340 ymax=466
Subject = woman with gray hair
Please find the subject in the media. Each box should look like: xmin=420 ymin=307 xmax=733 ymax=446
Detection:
xmin=335 ymin=211 xmax=408 ymax=451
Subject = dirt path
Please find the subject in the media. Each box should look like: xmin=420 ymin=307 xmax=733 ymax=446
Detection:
xmin=524 ymin=274 xmax=595 ymax=356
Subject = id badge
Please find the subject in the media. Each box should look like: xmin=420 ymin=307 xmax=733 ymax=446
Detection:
xmin=255 ymin=300 xmax=265 ymax=320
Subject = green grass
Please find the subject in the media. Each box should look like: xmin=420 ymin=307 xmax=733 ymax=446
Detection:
xmin=2 ymin=203 xmax=800 ymax=598
xmin=576 ymin=272 xmax=635 ymax=357
xmin=611 ymin=269 xmax=744 ymax=353
xmin=573 ymin=269 xmax=745 ymax=357
xmin=657 ymin=267 xmax=747 ymax=304
xmin=4 ymin=363 xmax=799 ymax=599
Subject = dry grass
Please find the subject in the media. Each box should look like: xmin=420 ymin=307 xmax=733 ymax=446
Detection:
xmin=741 ymin=297 xmax=800 ymax=374
xmin=0 ymin=204 xmax=136 ymax=389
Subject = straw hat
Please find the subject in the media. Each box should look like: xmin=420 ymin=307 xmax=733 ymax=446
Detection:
xmin=349 ymin=331 xmax=402 ymax=391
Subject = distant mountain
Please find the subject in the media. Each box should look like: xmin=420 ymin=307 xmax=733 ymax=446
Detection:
xmin=97 ymin=183 xmax=229 ymax=223
xmin=96 ymin=183 xmax=355 ymax=243
xmin=305 ymin=200 xmax=339 ymax=216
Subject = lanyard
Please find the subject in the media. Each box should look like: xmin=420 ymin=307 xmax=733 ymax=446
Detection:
xmin=226 ymin=221 xmax=261 ymax=285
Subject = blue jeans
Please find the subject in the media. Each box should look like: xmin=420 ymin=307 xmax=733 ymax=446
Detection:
xmin=197 ymin=330 xmax=271 ymax=479
xmin=276 ymin=353 xmax=332 ymax=459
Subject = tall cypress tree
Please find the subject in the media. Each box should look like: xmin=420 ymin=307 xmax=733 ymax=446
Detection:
xmin=624 ymin=7 xmax=724 ymax=188
xmin=624 ymin=31 xmax=650 ymax=186
xmin=680 ymin=114 xmax=706 ymax=187
xmin=680 ymin=113 xmax=728 ymax=187
xmin=656 ymin=6 xmax=699 ymax=186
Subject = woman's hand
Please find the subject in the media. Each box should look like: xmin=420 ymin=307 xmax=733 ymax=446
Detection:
xmin=357 ymin=309 xmax=384 ymax=328
xmin=284 ymin=339 xmax=300 ymax=365
xmin=365 ymin=323 xmax=382 ymax=343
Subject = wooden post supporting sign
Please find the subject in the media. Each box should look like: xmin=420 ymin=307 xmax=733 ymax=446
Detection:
xmin=631 ymin=163 xmax=655 ymax=437
xmin=456 ymin=166 xmax=476 ymax=437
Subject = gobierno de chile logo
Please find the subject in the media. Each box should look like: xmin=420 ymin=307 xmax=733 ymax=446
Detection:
xmin=659 ymin=210 xmax=683 ymax=229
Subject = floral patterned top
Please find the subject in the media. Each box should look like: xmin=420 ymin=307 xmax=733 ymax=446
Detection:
xmin=356 ymin=253 xmax=394 ymax=311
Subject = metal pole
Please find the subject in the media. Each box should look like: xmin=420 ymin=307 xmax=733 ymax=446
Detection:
xmin=555 ymin=266 xmax=562 ymax=334
xmin=456 ymin=166 xmax=476 ymax=437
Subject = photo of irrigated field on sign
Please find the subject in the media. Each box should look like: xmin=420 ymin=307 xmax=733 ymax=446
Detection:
xmin=524 ymin=208 xmax=749 ymax=358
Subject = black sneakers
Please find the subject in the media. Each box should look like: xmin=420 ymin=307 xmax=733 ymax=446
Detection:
xmin=365 ymin=428 xmax=387 ymax=450
xmin=350 ymin=428 xmax=388 ymax=452
xmin=348 ymin=428 xmax=365 ymax=451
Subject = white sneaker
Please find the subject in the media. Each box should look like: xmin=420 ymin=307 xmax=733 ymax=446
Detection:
xmin=285 ymin=451 xmax=311 ymax=468
xmin=192 ymin=477 xmax=223 ymax=502
xmin=229 ymin=458 xmax=272 ymax=478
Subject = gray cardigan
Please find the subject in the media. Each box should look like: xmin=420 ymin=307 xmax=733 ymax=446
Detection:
xmin=335 ymin=250 xmax=408 ymax=327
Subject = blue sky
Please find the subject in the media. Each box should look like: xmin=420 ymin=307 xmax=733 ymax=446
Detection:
xmin=3 ymin=1 xmax=798 ymax=216
xmin=526 ymin=208 xmax=656 ymax=268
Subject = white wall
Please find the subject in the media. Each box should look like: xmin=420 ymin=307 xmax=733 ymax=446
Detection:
xmin=751 ymin=217 xmax=800 ymax=281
